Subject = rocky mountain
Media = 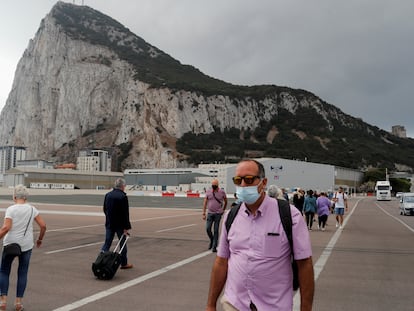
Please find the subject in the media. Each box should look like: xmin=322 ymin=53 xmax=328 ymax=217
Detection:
xmin=1 ymin=2 xmax=414 ymax=172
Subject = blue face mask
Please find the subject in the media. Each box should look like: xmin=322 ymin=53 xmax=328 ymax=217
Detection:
xmin=236 ymin=182 xmax=262 ymax=204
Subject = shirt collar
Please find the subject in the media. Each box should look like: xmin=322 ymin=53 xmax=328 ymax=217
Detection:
xmin=241 ymin=195 xmax=272 ymax=217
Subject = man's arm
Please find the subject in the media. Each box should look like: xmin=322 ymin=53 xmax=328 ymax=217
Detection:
xmin=206 ymin=256 xmax=228 ymax=311
xmin=297 ymin=257 xmax=314 ymax=311
xmin=121 ymin=194 xmax=132 ymax=232
xmin=203 ymin=197 xmax=208 ymax=220
xmin=222 ymin=196 xmax=228 ymax=211
xmin=103 ymin=193 xmax=108 ymax=214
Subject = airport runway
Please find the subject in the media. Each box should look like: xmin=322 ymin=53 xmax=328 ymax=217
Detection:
xmin=0 ymin=193 xmax=413 ymax=310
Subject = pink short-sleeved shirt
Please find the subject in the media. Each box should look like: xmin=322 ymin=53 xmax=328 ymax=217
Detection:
xmin=217 ymin=195 xmax=312 ymax=311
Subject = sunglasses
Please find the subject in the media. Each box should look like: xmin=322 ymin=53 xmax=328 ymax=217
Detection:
xmin=232 ymin=175 xmax=261 ymax=185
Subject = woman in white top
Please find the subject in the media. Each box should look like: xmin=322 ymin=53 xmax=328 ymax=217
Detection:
xmin=0 ymin=185 xmax=46 ymax=311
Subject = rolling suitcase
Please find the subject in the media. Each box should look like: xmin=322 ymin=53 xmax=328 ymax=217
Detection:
xmin=92 ymin=235 xmax=129 ymax=280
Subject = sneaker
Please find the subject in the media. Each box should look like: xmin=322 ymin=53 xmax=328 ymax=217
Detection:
xmin=339 ymin=225 xmax=343 ymax=229
xmin=120 ymin=264 xmax=133 ymax=269
xmin=336 ymin=222 xmax=339 ymax=228
xmin=212 ymin=248 xmax=217 ymax=253
xmin=322 ymin=227 xmax=326 ymax=231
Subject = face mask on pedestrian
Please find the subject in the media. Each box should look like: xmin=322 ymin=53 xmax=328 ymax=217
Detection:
xmin=212 ymin=185 xmax=218 ymax=190
xmin=235 ymin=181 xmax=262 ymax=204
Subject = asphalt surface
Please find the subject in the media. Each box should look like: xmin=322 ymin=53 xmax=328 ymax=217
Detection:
xmin=0 ymin=194 xmax=413 ymax=310
xmin=0 ymin=194 xmax=206 ymax=209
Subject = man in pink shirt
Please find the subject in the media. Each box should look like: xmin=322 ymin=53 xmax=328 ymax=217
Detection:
xmin=206 ymin=159 xmax=314 ymax=311
xmin=202 ymin=179 xmax=228 ymax=252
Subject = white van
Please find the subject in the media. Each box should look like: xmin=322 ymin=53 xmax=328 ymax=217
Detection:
xmin=399 ymin=193 xmax=414 ymax=216
xmin=375 ymin=181 xmax=392 ymax=201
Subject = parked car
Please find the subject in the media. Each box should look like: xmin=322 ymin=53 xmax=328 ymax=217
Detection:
xmin=399 ymin=193 xmax=414 ymax=216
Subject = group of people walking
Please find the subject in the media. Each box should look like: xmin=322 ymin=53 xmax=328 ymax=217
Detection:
xmin=0 ymin=165 xmax=347 ymax=310
xmin=292 ymin=186 xmax=348 ymax=231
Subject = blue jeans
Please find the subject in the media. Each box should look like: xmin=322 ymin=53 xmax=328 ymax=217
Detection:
xmin=0 ymin=249 xmax=32 ymax=297
xmin=206 ymin=213 xmax=223 ymax=249
xmin=101 ymin=228 xmax=128 ymax=266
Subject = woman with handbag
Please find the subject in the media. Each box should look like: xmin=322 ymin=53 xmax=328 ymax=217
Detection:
xmin=0 ymin=185 xmax=46 ymax=311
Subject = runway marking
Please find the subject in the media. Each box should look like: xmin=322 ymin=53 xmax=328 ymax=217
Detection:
xmin=156 ymin=224 xmax=197 ymax=233
xmin=375 ymin=202 xmax=414 ymax=233
xmin=0 ymin=208 xmax=103 ymax=216
xmin=43 ymin=212 xmax=201 ymax=253
xmin=45 ymin=242 xmax=103 ymax=254
xmin=39 ymin=212 xmax=200 ymax=233
xmin=52 ymin=250 xmax=212 ymax=311
xmin=293 ymin=198 xmax=361 ymax=310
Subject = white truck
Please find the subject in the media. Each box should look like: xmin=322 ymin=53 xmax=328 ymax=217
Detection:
xmin=375 ymin=180 xmax=392 ymax=201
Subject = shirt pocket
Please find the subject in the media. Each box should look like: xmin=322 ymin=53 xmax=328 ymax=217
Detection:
xmin=263 ymin=233 xmax=283 ymax=258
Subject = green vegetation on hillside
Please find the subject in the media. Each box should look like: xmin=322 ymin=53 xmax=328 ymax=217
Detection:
xmin=177 ymin=108 xmax=414 ymax=171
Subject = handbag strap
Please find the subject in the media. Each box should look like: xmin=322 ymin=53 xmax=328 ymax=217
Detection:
xmin=23 ymin=207 xmax=33 ymax=237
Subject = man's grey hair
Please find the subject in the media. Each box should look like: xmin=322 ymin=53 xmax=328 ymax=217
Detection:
xmin=267 ymin=184 xmax=284 ymax=199
xmin=14 ymin=184 xmax=29 ymax=200
xmin=114 ymin=178 xmax=126 ymax=189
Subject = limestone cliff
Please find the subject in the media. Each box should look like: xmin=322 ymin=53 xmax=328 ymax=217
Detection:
xmin=1 ymin=2 xmax=412 ymax=171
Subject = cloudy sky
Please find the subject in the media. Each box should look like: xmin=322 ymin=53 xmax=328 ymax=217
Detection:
xmin=1 ymin=0 xmax=413 ymax=137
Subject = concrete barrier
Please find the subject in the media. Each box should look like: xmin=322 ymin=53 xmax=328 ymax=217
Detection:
xmin=186 ymin=192 xmax=200 ymax=198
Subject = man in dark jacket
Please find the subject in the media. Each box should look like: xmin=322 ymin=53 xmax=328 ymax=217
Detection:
xmin=101 ymin=178 xmax=133 ymax=269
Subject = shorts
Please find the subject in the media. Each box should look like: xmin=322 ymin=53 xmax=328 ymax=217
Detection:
xmin=334 ymin=207 xmax=345 ymax=215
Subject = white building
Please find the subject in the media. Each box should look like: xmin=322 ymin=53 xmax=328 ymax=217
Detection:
xmin=0 ymin=146 xmax=27 ymax=185
xmin=124 ymin=158 xmax=364 ymax=194
xmin=225 ymin=158 xmax=337 ymax=194
xmin=77 ymin=149 xmax=111 ymax=172
xmin=17 ymin=159 xmax=54 ymax=169
xmin=391 ymin=125 xmax=407 ymax=138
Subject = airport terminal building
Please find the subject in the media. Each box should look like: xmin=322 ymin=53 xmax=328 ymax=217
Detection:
xmin=2 ymin=157 xmax=363 ymax=194
xmin=3 ymin=167 xmax=122 ymax=190
xmin=124 ymin=158 xmax=363 ymax=195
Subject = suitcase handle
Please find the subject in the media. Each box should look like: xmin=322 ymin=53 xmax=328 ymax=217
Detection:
xmin=113 ymin=234 xmax=129 ymax=254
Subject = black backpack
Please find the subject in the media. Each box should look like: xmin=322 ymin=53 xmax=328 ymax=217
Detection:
xmin=225 ymin=199 xmax=299 ymax=291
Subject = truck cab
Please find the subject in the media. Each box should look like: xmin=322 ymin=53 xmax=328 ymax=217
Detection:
xmin=375 ymin=181 xmax=392 ymax=201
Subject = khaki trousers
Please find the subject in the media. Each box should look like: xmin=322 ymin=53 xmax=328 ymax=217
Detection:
xmin=220 ymin=296 xmax=258 ymax=311
xmin=220 ymin=295 xmax=239 ymax=311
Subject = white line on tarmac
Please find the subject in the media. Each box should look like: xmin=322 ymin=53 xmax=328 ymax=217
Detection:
xmin=156 ymin=224 xmax=197 ymax=233
xmin=0 ymin=208 xmax=103 ymax=216
xmin=43 ymin=212 xmax=200 ymax=253
xmin=45 ymin=242 xmax=103 ymax=254
xmin=375 ymin=202 xmax=414 ymax=233
xmin=52 ymin=250 xmax=212 ymax=311
xmin=40 ymin=212 xmax=200 ymax=233
xmin=293 ymin=199 xmax=361 ymax=310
